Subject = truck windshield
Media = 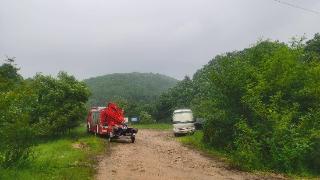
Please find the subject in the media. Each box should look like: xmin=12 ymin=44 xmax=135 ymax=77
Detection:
xmin=173 ymin=112 xmax=194 ymax=123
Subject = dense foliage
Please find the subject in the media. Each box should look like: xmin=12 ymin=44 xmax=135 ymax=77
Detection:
xmin=157 ymin=34 xmax=320 ymax=174
xmin=84 ymin=72 xmax=178 ymax=117
xmin=139 ymin=111 xmax=154 ymax=124
xmin=155 ymin=76 xmax=193 ymax=122
xmin=30 ymin=72 xmax=90 ymax=136
xmin=0 ymin=60 xmax=90 ymax=167
xmin=0 ymin=59 xmax=34 ymax=167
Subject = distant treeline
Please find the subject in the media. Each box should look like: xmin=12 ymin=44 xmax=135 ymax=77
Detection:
xmin=0 ymin=60 xmax=90 ymax=168
xmin=157 ymin=33 xmax=320 ymax=174
xmin=84 ymin=72 xmax=178 ymax=122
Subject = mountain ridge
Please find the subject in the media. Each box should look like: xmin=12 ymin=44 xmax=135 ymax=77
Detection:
xmin=84 ymin=72 xmax=178 ymax=106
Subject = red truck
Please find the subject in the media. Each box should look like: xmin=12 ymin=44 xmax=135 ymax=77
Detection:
xmin=86 ymin=103 xmax=138 ymax=143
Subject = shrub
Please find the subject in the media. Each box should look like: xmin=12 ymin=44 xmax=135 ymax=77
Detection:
xmin=232 ymin=120 xmax=262 ymax=170
xmin=139 ymin=111 xmax=154 ymax=124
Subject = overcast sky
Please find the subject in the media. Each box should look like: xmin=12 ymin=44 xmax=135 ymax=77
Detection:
xmin=1 ymin=0 xmax=319 ymax=80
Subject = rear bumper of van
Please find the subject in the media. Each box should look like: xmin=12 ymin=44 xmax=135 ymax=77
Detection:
xmin=173 ymin=127 xmax=195 ymax=134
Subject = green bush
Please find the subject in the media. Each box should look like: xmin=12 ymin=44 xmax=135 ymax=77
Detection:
xmin=232 ymin=120 xmax=262 ymax=170
xmin=139 ymin=111 xmax=154 ymax=124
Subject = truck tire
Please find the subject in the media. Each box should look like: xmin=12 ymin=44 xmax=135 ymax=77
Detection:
xmin=95 ymin=125 xmax=98 ymax=136
xmin=131 ymin=135 xmax=135 ymax=143
xmin=107 ymin=132 xmax=112 ymax=142
xmin=87 ymin=125 xmax=90 ymax=134
xmin=87 ymin=123 xmax=91 ymax=134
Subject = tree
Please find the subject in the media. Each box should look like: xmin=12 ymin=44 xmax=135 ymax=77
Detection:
xmin=305 ymin=33 xmax=320 ymax=57
xmin=30 ymin=72 xmax=90 ymax=136
xmin=0 ymin=59 xmax=35 ymax=167
xmin=155 ymin=76 xmax=194 ymax=122
xmin=0 ymin=57 xmax=22 ymax=92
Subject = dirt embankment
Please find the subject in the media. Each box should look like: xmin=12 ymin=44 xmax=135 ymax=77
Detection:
xmin=96 ymin=130 xmax=285 ymax=180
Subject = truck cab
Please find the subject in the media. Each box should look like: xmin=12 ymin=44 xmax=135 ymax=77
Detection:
xmin=87 ymin=107 xmax=109 ymax=135
xmin=172 ymin=109 xmax=195 ymax=136
xmin=86 ymin=103 xmax=138 ymax=143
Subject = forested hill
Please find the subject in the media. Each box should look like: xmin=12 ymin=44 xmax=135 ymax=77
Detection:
xmin=84 ymin=72 xmax=178 ymax=106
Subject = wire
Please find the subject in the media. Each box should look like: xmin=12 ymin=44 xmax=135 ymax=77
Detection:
xmin=272 ymin=0 xmax=320 ymax=15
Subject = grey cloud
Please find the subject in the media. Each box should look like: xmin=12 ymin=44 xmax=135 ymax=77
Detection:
xmin=0 ymin=0 xmax=319 ymax=80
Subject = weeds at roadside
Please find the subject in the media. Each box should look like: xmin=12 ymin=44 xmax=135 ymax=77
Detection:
xmin=0 ymin=125 xmax=106 ymax=180
xmin=132 ymin=123 xmax=172 ymax=130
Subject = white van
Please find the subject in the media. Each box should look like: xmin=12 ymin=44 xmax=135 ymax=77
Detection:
xmin=172 ymin=109 xmax=195 ymax=136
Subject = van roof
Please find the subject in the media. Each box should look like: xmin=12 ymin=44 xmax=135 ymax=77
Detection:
xmin=173 ymin=109 xmax=192 ymax=113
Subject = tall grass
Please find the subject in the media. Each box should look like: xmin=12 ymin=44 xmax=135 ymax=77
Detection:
xmin=0 ymin=125 xmax=106 ymax=180
xmin=132 ymin=123 xmax=172 ymax=130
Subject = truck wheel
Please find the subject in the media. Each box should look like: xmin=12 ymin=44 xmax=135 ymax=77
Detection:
xmin=87 ymin=123 xmax=91 ymax=134
xmin=95 ymin=125 xmax=99 ymax=136
xmin=131 ymin=135 xmax=135 ymax=143
xmin=107 ymin=133 xmax=112 ymax=142
xmin=87 ymin=125 xmax=90 ymax=134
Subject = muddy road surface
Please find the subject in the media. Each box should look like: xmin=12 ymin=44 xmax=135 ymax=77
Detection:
xmin=96 ymin=130 xmax=284 ymax=180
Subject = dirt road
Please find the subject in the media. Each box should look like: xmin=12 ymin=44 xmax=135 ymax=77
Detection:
xmin=96 ymin=130 xmax=284 ymax=180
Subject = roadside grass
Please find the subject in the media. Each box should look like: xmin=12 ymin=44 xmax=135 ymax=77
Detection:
xmin=177 ymin=131 xmax=230 ymax=162
xmin=177 ymin=131 xmax=319 ymax=179
xmin=132 ymin=123 xmax=172 ymax=130
xmin=0 ymin=125 xmax=106 ymax=180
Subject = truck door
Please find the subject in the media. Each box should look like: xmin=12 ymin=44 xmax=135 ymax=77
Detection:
xmin=92 ymin=111 xmax=100 ymax=125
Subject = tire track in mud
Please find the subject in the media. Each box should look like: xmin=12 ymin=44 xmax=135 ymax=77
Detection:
xmin=96 ymin=130 xmax=285 ymax=180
